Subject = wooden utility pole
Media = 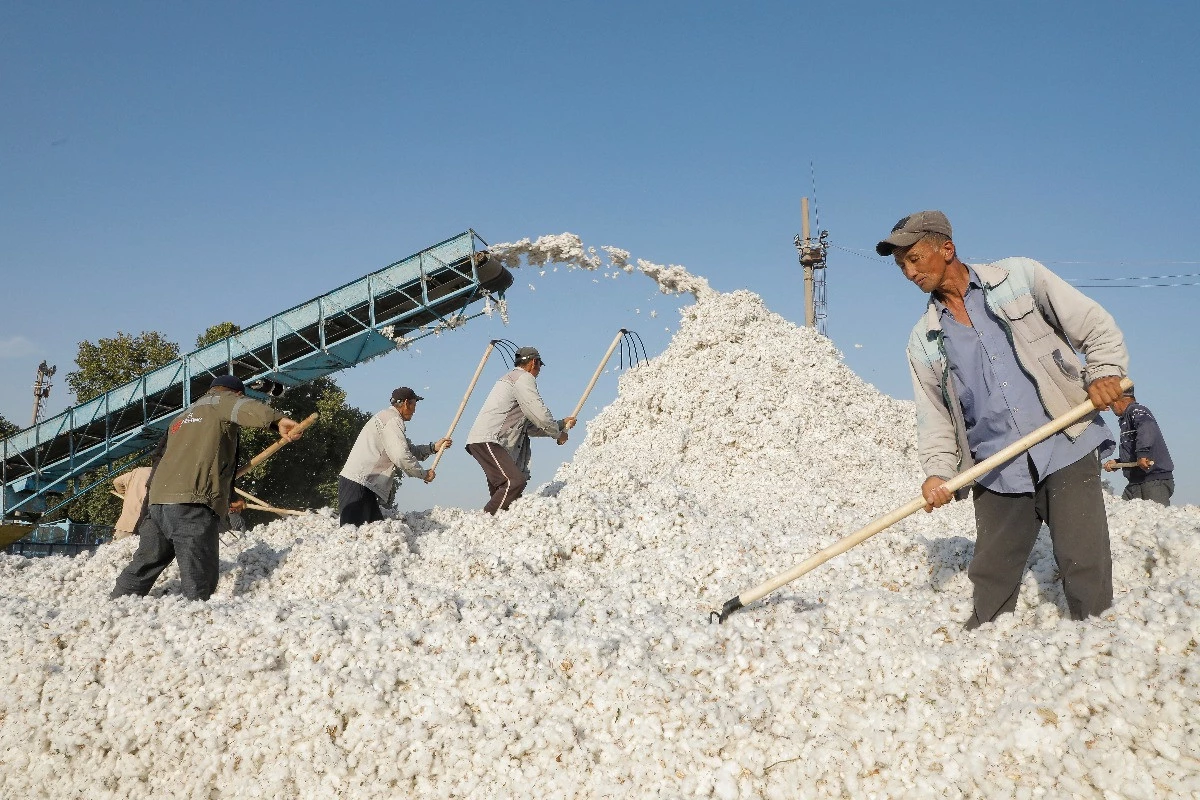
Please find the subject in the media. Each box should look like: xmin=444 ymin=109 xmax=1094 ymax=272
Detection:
xmin=31 ymin=361 xmax=56 ymax=426
xmin=801 ymin=198 xmax=815 ymax=328
xmin=795 ymin=198 xmax=828 ymax=332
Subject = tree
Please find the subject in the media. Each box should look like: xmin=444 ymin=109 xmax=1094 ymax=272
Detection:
xmin=67 ymin=331 xmax=180 ymax=404
xmin=54 ymin=330 xmax=180 ymax=524
xmin=0 ymin=413 xmax=18 ymax=439
xmin=237 ymin=377 xmax=370 ymax=523
xmin=196 ymin=322 xmax=240 ymax=349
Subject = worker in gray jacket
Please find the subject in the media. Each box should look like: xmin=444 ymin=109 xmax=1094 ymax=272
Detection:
xmin=338 ymin=387 xmax=451 ymax=525
xmin=465 ymin=346 xmax=576 ymax=514
xmin=880 ymin=210 xmax=1127 ymax=630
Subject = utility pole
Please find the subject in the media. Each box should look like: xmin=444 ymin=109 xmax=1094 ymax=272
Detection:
xmin=794 ymin=197 xmax=829 ymax=334
xmin=31 ymin=361 xmax=56 ymax=426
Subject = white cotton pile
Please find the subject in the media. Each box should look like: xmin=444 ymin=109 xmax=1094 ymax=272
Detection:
xmin=1 ymin=246 xmax=1198 ymax=799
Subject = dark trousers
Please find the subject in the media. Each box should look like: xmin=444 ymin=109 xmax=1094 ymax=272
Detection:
xmin=966 ymin=450 xmax=1113 ymax=628
xmin=338 ymin=476 xmax=384 ymax=526
xmin=111 ymin=503 xmax=221 ymax=601
xmin=1122 ymin=479 xmax=1173 ymax=506
xmin=465 ymin=442 xmax=527 ymax=514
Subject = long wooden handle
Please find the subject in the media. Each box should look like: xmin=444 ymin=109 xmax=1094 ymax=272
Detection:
xmin=571 ymin=329 xmax=627 ymax=420
xmin=233 ymin=486 xmax=305 ymax=516
xmin=429 ymin=341 xmax=497 ymax=472
xmin=722 ymin=378 xmax=1132 ymax=615
xmin=236 ymin=412 xmax=319 ymax=478
xmin=1110 ymin=460 xmax=1152 ymax=469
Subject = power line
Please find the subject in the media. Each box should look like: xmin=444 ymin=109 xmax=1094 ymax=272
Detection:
xmin=1074 ymin=281 xmax=1200 ymax=288
xmin=829 ymin=244 xmax=1200 ymax=288
xmin=1068 ymin=272 xmax=1200 ymax=282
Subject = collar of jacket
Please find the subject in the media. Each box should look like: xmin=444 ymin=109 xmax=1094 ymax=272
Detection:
xmin=921 ymin=261 xmax=1011 ymax=334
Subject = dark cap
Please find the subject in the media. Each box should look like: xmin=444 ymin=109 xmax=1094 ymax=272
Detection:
xmin=1122 ymin=386 xmax=1136 ymax=398
xmin=875 ymin=210 xmax=954 ymax=256
xmin=391 ymin=386 xmax=424 ymax=404
xmin=209 ymin=374 xmax=246 ymax=393
xmin=514 ymin=346 xmax=545 ymax=366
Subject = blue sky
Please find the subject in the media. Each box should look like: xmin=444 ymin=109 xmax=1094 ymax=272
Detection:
xmin=2 ymin=1 xmax=1198 ymax=508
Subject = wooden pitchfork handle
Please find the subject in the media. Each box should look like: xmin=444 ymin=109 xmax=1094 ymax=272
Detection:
xmin=233 ymin=486 xmax=305 ymax=516
xmin=1109 ymin=461 xmax=1153 ymax=469
xmin=713 ymin=377 xmax=1133 ymax=623
xmin=236 ymin=412 xmax=319 ymax=479
xmin=429 ymin=341 xmax=497 ymax=473
xmin=571 ymin=329 xmax=627 ymax=420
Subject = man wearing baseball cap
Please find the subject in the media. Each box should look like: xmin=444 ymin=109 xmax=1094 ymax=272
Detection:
xmin=465 ymin=346 xmax=576 ymax=514
xmin=112 ymin=374 xmax=304 ymax=601
xmin=881 ymin=210 xmax=1129 ymax=629
xmin=337 ymin=386 xmax=451 ymax=525
xmin=1103 ymin=388 xmax=1176 ymax=505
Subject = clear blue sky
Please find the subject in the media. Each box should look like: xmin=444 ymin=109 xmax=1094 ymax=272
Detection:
xmin=3 ymin=1 xmax=1197 ymax=508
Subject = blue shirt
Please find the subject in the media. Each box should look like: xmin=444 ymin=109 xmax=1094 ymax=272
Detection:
xmin=937 ymin=269 xmax=1113 ymax=493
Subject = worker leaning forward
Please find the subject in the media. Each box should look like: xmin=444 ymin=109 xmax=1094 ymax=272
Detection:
xmin=338 ymin=387 xmax=450 ymax=526
xmin=878 ymin=210 xmax=1127 ymax=629
xmin=112 ymin=375 xmax=303 ymax=601
xmin=1104 ymin=388 xmax=1176 ymax=506
xmin=465 ymin=346 xmax=575 ymax=514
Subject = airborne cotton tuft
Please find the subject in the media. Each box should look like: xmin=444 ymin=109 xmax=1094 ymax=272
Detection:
xmin=1 ymin=242 xmax=1197 ymax=798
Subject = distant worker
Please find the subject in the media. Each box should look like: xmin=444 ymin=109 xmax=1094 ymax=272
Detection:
xmin=110 ymin=434 xmax=168 ymax=542
xmin=878 ymin=210 xmax=1127 ymax=629
xmin=1104 ymin=389 xmax=1175 ymax=505
xmin=338 ymin=387 xmax=451 ymax=526
xmin=465 ymin=346 xmax=576 ymax=514
xmin=111 ymin=375 xmax=303 ymax=601
xmin=111 ymin=465 xmax=152 ymax=541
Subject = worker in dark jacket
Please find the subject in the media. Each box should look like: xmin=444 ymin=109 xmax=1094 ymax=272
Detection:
xmin=1104 ymin=389 xmax=1175 ymax=505
xmin=111 ymin=375 xmax=303 ymax=601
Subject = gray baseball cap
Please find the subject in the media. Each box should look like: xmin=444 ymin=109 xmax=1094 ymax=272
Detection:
xmin=875 ymin=210 xmax=953 ymax=256
xmin=514 ymin=346 xmax=545 ymax=365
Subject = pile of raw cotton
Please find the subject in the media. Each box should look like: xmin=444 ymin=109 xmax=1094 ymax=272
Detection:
xmin=2 ymin=241 xmax=1198 ymax=799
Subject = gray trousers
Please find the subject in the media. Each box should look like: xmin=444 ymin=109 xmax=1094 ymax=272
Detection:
xmin=111 ymin=503 xmax=221 ymax=601
xmin=465 ymin=442 xmax=527 ymax=514
xmin=966 ymin=450 xmax=1113 ymax=628
xmin=1122 ymin=479 xmax=1173 ymax=506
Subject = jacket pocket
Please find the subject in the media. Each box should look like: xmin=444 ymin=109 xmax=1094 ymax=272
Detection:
xmin=1051 ymin=348 xmax=1082 ymax=381
xmin=1038 ymin=350 xmax=1088 ymax=411
xmin=1000 ymin=293 xmax=1055 ymax=343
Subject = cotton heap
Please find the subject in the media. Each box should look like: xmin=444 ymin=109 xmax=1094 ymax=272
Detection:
xmin=1 ymin=239 xmax=1197 ymax=799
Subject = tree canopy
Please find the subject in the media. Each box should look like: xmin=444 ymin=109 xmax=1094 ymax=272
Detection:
xmin=237 ymin=377 xmax=370 ymax=522
xmin=196 ymin=322 xmax=240 ymax=349
xmin=66 ymin=331 xmax=180 ymax=404
xmin=0 ymin=414 xmax=18 ymax=439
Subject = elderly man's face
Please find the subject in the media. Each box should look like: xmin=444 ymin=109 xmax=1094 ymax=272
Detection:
xmin=396 ymin=398 xmax=418 ymax=421
xmin=893 ymin=238 xmax=954 ymax=293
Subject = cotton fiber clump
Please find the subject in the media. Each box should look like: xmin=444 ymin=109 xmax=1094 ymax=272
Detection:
xmin=2 ymin=249 xmax=1199 ymax=798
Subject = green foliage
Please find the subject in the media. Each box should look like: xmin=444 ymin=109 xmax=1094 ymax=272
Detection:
xmin=53 ymin=329 xmax=178 ymax=523
xmin=66 ymin=330 xmax=180 ymax=404
xmin=237 ymin=377 xmax=370 ymax=524
xmin=0 ymin=413 xmax=17 ymax=439
xmin=196 ymin=322 xmax=241 ymax=349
